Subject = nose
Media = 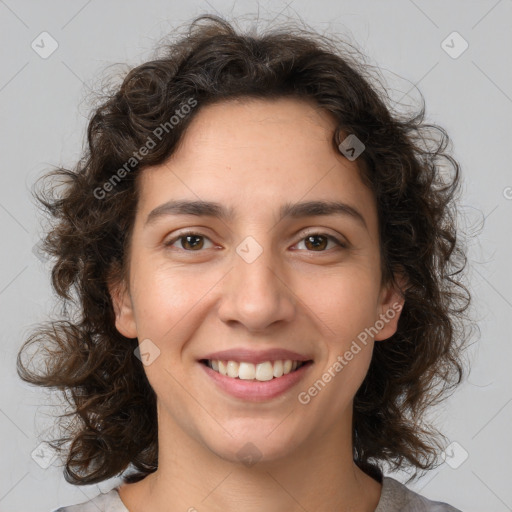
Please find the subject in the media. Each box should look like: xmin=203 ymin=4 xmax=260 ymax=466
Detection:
xmin=217 ymin=238 xmax=296 ymax=332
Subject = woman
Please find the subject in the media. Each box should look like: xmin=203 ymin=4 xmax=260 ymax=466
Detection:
xmin=18 ymin=14 xmax=471 ymax=512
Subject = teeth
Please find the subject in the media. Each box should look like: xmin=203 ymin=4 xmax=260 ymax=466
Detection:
xmin=273 ymin=360 xmax=283 ymax=378
xmin=238 ymin=362 xmax=255 ymax=380
xmin=255 ymin=362 xmax=274 ymax=381
xmin=206 ymin=359 xmax=305 ymax=381
xmin=227 ymin=361 xmax=239 ymax=378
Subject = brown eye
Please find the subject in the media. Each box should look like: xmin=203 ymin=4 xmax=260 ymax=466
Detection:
xmin=296 ymin=233 xmax=345 ymax=252
xmin=180 ymin=234 xmax=205 ymax=250
xmin=304 ymin=235 xmax=328 ymax=251
xmin=165 ymin=232 xmax=214 ymax=251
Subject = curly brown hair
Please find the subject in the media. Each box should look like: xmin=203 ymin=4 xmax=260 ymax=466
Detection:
xmin=18 ymin=14 xmax=472 ymax=486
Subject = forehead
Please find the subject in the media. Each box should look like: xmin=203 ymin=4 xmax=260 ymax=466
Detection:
xmin=135 ymin=97 xmax=377 ymax=233
xmin=179 ymin=96 xmax=336 ymax=156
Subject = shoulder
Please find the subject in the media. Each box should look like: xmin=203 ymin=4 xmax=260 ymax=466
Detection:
xmin=50 ymin=488 xmax=127 ymax=512
xmin=376 ymin=476 xmax=463 ymax=512
xmin=50 ymin=477 xmax=463 ymax=512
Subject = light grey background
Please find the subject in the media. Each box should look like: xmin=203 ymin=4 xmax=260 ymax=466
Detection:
xmin=1 ymin=1 xmax=511 ymax=511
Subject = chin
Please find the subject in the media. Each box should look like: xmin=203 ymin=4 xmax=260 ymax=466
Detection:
xmin=200 ymin=421 xmax=308 ymax=467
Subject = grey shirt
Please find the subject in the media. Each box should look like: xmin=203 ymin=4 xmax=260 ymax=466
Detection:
xmin=51 ymin=476 xmax=462 ymax=511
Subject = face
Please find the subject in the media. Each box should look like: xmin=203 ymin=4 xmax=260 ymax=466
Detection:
xmin=110 ymin=97 xmax=404 ymax=466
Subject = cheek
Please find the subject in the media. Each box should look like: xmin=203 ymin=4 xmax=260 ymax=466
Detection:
xmin=315 ymin=269 xmax=379 ymax=406
xmin=130 ymin=257 xmax=214 ymax=338
xmin=301 ymin=265 xmax=381 ymax=339
xmin=130 ymin=246 xmax=381 ymax=347
xmin=296 ymin=336 xmax=374 ymax=433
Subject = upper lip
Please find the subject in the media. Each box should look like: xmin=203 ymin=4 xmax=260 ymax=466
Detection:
xmin=200 ymin=348 xmax=313 ymax=365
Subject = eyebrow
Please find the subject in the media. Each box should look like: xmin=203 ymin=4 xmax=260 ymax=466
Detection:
xmin=144 ymin=199 xmax=367 ymax=230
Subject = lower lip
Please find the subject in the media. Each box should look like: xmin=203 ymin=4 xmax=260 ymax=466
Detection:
xmin=200 ymin=361 xmax=313 ymax=402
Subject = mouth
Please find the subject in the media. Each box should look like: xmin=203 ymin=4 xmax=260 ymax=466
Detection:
xmin=198 ymin=352 xmax=314 ymax=402
xmin=198 ymin=348 xmax=314 ymax=401
xmin=199 ymin=358 xmax=313 ymax=381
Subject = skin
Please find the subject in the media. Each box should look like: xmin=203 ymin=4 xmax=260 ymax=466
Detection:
xmin=110 ymin=97 xmax=405 ymax=512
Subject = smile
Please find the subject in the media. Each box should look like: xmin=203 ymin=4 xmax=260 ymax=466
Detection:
xmin=201 ymin=359 xmax=309 ymax=381
xmin=199 ymin=358 xmax=314 ymax=401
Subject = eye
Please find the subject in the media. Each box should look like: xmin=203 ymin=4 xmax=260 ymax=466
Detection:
xmin=164 ymin=231 xmax=347 ymax=253
xmin=294 ymin=233 xmax=346 ymax=252
xmin=164 ymin=231 xmax=215 ymax=251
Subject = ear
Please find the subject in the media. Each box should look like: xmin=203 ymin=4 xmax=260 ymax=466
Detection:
xmin=373 ymin=270 xmax=407 ymax=342
xmin=108 ymin=276 xmax=138 ymax=339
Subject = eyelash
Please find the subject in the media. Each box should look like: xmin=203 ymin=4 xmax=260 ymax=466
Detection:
xmin=164 ymin=230 xmax=347 ymax=252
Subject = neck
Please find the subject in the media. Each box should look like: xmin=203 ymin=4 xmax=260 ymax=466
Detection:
xmin=118 ymin=405 xmax=382 ymax=512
